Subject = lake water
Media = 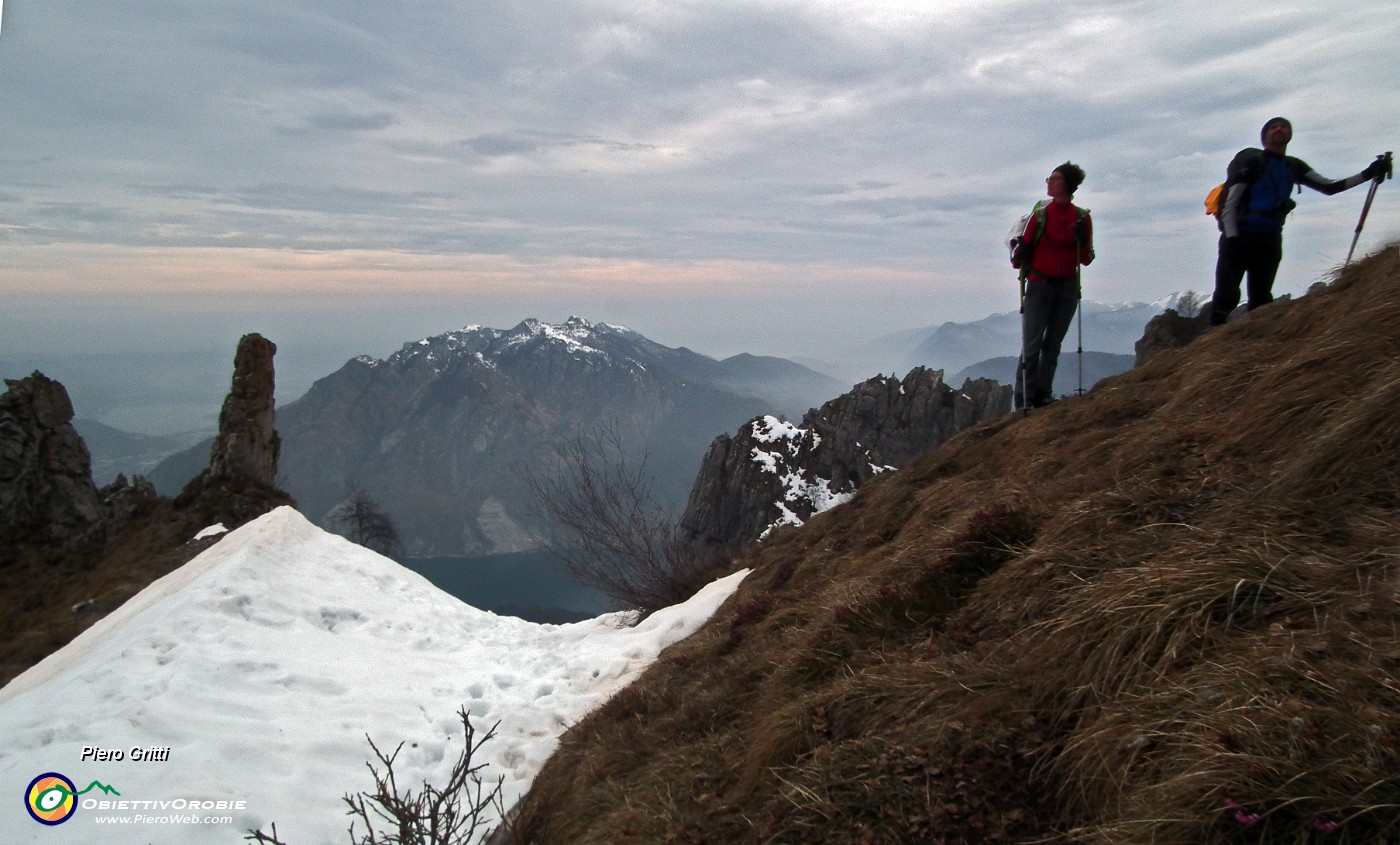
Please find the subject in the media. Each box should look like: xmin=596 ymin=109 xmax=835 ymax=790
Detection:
xmin=399 ymin=550 xmax=616 ymax=624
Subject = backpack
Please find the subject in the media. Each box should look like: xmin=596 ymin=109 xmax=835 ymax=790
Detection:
xmin=1204 ymin=183 xmax=1226 ymax=217
xmin=1006 ymin=201 xmax=1044 ymax=269
xmin=1206 ymin=149 xmax=1296 ymax=229
xmin=1207 ymin=150 xmax=1262 ymax=225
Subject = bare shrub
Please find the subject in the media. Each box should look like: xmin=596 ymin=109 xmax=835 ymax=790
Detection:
xmin=528 ymin=423 xmax=730 ymax=612
xmin=1175 ymin=289 xmax=1203 ymax=318
xmin=247 ymin=707 xmax=505 ymax=845
xmin=330 ymin=488 xmax=405 ymax=559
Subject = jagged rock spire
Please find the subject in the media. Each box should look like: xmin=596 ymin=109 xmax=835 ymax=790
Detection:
xmin=205 ymin=333 xmax=280 ymax=487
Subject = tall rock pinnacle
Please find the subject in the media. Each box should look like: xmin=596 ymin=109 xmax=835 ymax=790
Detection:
xmin=205 ymin=333 xmax=280 ymax=487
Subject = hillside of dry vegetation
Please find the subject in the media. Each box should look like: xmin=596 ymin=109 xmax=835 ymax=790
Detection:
xmin=0 ymin=478 xmax=293 ymax=688
xmin=509 ymin=247 xmax=1400 ymax=844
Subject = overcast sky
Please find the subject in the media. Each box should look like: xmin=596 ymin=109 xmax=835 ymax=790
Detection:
xmin=2 ymin=0 xmax=1397 ymax=431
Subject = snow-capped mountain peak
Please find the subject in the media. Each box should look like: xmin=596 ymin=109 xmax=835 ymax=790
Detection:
xmin=380 ymin=318 xmax=650 ymax=373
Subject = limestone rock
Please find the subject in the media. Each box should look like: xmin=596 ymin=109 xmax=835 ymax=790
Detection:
xmin=1135 ymin=308 xmax=1211 ymax=366
xmin=205 ymin=333 xmax=280 ymax=486
xmin=0 ymin=372 xmax=104 ymax=542
xmin=677 ymin=368 xmax=1012 ymax=555
xmin=99 ymin=473 xmax=161 ymax=531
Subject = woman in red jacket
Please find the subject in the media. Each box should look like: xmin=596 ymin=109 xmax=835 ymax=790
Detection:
xmin=1014 ymin=161 xmax=1094 ymax=409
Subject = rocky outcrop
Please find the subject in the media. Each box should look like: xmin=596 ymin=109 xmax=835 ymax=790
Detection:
xmin=1134 ymin=307 xmax=1211 ymax=366
xmin=0 ymin=372 xmax=105 ymax=543
xmin=175 ymin=333 xmax=290 ymax=530
xmin=1 ymin=335 xmax=286 ymax=550
xmin=1138 ymin=289 xmax=1323 ymax=366
xmin=205 ymin=333 xmax=280 ymax=486
xmin=100 ymin=473 xmax=161 ymax=529
xmin=677 ymin=368 xmax=1011 ymax=555
xmin=2 ymin=338 xmax=295 ymax=689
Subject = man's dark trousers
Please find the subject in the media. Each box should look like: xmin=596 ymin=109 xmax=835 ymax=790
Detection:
xmin=1211 ymin=232 xmax=1283 ymax=324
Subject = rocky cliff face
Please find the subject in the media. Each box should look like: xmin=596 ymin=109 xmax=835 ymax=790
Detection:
xmin=677 ymin=367 xmax=1011 ymax=555
xmin=0 ymin=372 xmax=105 ymax=543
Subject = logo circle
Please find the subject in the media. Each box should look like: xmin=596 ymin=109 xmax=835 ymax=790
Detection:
xmin=26 ymin=772 xmax=78 ymax=825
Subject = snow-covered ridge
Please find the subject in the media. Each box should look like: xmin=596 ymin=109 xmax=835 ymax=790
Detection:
xmin=1088 ymin=292 xmax=1206 ymax=313
xmin=0 ymin=507 xmax=746 ymax=844
xmin=376 ymin=316 xmax=644 ymax=374
xmin=500 ymin=316 xmax=609 ymax=356
xmin=1148 ymin=290 xmax=1209 ymax=313
xmin=986 ymin=294 xmax=1201 ymax=315
xmin=931 ymin=297 xmax=1187 ymax=335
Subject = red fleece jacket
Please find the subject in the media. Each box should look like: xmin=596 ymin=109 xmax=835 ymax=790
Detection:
xmin=1023 ymin=200 xmax=1093 ymax=280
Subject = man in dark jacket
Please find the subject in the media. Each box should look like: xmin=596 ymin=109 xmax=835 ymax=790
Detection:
xmin=1210 ymin=117 xmax=1388 ymax=325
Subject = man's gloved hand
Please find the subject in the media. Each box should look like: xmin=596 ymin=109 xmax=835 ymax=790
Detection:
xmin=1220 ymin=236 xmax=1244 ymax=261
xmin=1363 ymin=154 xmax=1392 ymax=182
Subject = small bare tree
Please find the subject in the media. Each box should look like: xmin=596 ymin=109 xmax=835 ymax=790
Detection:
xmin=1175 ymin=290 xmax=1203 ymax=319
xmin=331 ymin=488 xmax=405 ymax=559
xmin=247 ymin=708 xmax=506 ymax=845
xmin=528 ymin=423 xmax=725 ymax=612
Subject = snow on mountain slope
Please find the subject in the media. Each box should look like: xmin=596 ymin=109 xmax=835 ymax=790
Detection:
xmin=747 ymin=415 xmax=855 ymax=539
xmin=0 ymin=507 xmax=746 ymax=844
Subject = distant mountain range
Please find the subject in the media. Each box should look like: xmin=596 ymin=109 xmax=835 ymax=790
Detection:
xmin=855 ymin=293 xmax=1202 ymax=379
xmin=151 ymin=318 xmax=844 ymax=557
xmin=73 ymin=419 xmax=210 ymax=487
xmin=127 ymin=299 xmax=1195 ymax=556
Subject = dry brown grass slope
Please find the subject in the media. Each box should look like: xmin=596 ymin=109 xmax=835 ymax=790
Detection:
xmin=508 ymin=246 xmax=1400 ymax=845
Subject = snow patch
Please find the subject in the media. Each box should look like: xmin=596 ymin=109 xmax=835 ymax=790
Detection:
xmin=743 ymin=417 xmax=854 ymax=540
xmin=751 ymin=415 xmax=804 ymax=444
xmin=193 ymin=523 xmax=227 ymax=541
xmin=0 ymin=507 xmax=747 ymax=844
xmin=760 ymin=473 xmax=855 ymax=539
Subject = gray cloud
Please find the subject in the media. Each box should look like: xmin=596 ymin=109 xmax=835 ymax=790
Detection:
xmin=1 ymin=0 xmax=1396 ymax=391
xmin=300 ymin=110 xmax=400 ymax=134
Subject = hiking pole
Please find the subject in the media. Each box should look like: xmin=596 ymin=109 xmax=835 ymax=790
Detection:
xmin=1018 ymin=276 xmax=1030 ymax=415
xmin=1076 ymin=297 xmax=1084 ymax=397
xmin=1345 ymin=151 xmax=1393 ymax=266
